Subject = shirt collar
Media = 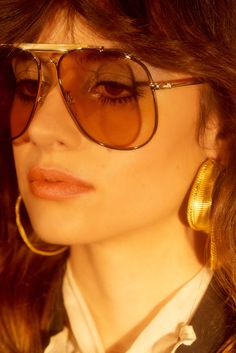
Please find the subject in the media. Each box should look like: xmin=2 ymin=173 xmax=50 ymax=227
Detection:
xmin=59 ymin=264 xmax=212 ymax=353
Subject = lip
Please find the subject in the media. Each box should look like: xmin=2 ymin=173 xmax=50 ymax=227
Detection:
xmin=28 ymin=167 xmax=94 ymax=200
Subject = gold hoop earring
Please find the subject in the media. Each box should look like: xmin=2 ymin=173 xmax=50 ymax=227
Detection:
xmin=187 ymin=159 xmax=220 ymax=233
xmin=15 ymin=195 xmax=68 ymax=256
xmin=187 ymin=159 xmax=221 ymax=270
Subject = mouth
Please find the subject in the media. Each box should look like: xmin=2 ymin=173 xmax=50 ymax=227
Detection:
xmin=28 ymin=167 xmax=95 ymax=200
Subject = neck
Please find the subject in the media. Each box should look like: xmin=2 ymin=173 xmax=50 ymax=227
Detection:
xmin=69 ymin=216 xmax=206 ymax=350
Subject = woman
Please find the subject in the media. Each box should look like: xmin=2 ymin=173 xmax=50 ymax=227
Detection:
xmin=0 ymin=1 xmax=235 ymax=352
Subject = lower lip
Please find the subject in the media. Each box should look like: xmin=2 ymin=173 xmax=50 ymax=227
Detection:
xmin=29 ymin=180 xmax=93 ymax=200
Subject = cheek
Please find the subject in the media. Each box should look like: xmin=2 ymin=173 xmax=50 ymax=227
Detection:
xmin=157 ymin=86 xmax=201 ymax=146
xmin=13 ymin=145 xmax=28 ymax=192
xmin=95 ymin=88 xmax=206 ymax=229
xmin=13 ymin=143 xmax=38 ymax=198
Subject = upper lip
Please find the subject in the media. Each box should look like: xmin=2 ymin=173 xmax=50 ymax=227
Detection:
xmin=28 ymin=167 xmax=94 ymax=189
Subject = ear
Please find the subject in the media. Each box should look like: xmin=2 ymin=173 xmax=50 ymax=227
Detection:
xmin=201 ymin=113 xmax=219 ymax=159
xmin=200 ymin=112 xmax=227 ymax=163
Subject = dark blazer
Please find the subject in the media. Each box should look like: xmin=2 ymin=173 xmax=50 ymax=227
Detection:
xmin=43 ymin=278 xmax=236 ymax=352
xmin=176 ymin=278 xmax=235 ymax=352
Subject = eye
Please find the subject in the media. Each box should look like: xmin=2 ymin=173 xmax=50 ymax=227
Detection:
xmin=89 ymin=80 xmax=141 ymax=105
xmin=98 ymin=81 xmax=129 ymax=96
xmin=15 ymin=79 xmax=39 ymax=102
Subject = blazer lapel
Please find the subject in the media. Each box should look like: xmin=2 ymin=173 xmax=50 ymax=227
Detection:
xmin=176 ymin=277 xmax=235 ymax=353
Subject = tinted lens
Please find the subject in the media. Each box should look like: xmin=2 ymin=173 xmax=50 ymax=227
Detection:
xmin=0 ymin=47 xmax=39 ymax=140
xmin=59 ymin=49 xmax=156 ymax=149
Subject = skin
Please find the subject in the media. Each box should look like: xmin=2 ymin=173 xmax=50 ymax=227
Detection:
xmin=13 ymin=14 xmax=219 ymax=351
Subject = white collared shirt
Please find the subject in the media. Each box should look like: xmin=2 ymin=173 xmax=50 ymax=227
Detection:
xmin=45 ymin=264 xmax=212 ymax=353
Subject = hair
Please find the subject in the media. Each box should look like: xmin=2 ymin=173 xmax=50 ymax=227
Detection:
xmin=0 ymin=1 xmax=235 ymax=352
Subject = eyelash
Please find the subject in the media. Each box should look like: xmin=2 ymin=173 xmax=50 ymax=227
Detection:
xmin=98 ymin=94 xmax=138 ymax=105
xmin=91 ymin=80 xmax=144 ymax=106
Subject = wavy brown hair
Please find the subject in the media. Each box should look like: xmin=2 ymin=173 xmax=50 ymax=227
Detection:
xmin=0 ymin=1 xmax=236 ymax=352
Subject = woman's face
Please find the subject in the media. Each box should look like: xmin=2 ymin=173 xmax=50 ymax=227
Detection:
xmin=13 ymin=17 xmax=216 ymax=245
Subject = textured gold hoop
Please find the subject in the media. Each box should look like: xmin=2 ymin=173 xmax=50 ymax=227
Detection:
xmin=187 ymin=159 xmax=221 ymax=270
xmin=15 ymin=195 xmax=68 ymax=256
xmin=187 ymin=159 xmax=220 ymax=233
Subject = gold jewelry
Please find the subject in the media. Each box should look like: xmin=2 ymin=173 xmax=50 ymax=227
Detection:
xmin=210 ymin=232 xmax=217 ymax=271
xmin=187 ymin=159 xmax=221 ymax=270
xmin=15 ymin=195 xmax=67 ymax=256
xmin=187 ymin=159 xmax=220 ymax=233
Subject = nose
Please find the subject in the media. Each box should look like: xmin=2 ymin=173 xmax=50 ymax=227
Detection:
xmin=26 ymin=83 xmax=82 ymax=150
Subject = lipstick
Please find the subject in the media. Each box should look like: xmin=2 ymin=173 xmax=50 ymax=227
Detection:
xmin=28 ymin=167 xmax=94 ymax=200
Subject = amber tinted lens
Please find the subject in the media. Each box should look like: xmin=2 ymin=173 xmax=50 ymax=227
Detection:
xmin=0 ymin=47 xmax=39 ymax=140
xmin=58 ymin=49 xmax=156 ymax=149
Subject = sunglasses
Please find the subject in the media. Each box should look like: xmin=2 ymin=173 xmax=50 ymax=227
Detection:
xmin=0 ymin=44 xmax=204 ymax=150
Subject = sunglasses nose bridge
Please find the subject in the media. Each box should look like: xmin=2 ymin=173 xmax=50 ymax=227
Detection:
xmin=40 ymin=56 xmax=59 ymax=73
xmin=35 ymin=57 xmax=77 ymax=128
xmin=37 ymin=57 xmax=61 ymax=102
